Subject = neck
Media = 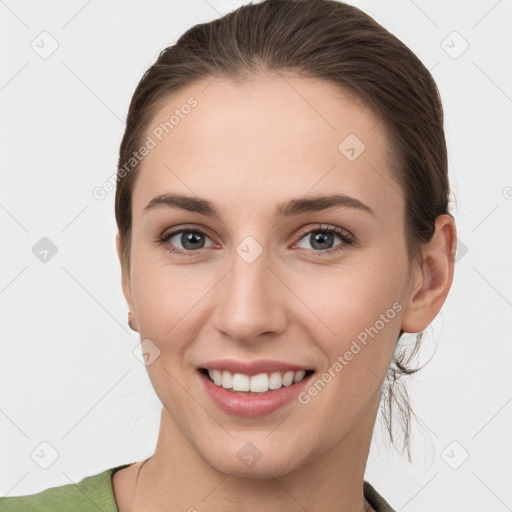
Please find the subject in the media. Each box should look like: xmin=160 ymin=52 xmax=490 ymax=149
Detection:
xmin=133 ymin=394 xmax=380 ymax=512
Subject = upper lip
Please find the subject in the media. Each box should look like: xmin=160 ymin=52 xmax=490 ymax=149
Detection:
xmin=199 ymin=359 xmax=313 ymax=376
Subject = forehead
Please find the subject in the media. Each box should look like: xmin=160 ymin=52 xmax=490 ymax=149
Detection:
xmin=132 ymin=73 xmax=402 ymax=224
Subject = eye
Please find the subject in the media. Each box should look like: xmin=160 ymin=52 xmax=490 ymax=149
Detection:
xmin=293 ymin=224 xmax=353 ymax=254
xmin=158 ymin=228 xmax=216 ymax=255
xmin=157 ymin=224 xmax=354 ymax=256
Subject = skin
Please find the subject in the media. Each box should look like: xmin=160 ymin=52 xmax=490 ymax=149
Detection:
xmin=112 ymin=72 xmax=456 ymax=512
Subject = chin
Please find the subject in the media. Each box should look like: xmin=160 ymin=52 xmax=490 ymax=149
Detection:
xmin=197 ymin=435 xmax=309 ymax=480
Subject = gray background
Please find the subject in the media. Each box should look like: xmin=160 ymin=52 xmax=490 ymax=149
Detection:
xmin=1 ymin=0 xmax=511 ymax=510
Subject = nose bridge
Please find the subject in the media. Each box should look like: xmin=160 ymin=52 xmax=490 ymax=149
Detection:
xmin=211 ymin=236 xmax=286 ymax=341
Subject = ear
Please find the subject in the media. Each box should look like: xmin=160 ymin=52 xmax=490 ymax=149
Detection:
xmin=401 ymin=214 xmax=457 ymax=333
xmin=116 ymin=231 xmax=134 ymax=314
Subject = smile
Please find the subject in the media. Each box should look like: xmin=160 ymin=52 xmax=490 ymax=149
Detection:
xmin=197 ymin=359 xmax=316 ymax=417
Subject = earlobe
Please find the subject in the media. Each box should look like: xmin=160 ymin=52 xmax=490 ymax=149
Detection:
xmin=400 ymin=214 xmax=457 ymax=334
xmin=128 ymin=310 xmax=138 ymax=332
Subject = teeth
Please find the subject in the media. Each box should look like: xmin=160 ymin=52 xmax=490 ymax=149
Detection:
xmin=282 ymin=371 xmax=294 ymax=386
xmin=206 ymin=369 xmax=309 ymax=393
xmin=293 ymin=370 xmax=306 ymax=383
xmin=232 ymin=373 xmax=250 ymax=391
xmin=221 ymin=371 xmax=233 ymax=389
xmin=249 ymin=373 xmax=269 ymax=392
xmin=212 ymin=369 xmax=222 ymax=386
xmin=269 ymin=372 xmax=282 ymax=390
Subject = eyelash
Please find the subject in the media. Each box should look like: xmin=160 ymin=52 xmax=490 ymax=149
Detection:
xmin=156 ymin=224 xmax=354 ymax=257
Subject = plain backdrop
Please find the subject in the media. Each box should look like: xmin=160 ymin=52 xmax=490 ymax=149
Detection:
xmin=1 ymin=1 xmax=511 ymax=510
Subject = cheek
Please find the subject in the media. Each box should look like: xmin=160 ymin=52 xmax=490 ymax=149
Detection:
xmin=292 ymin=253 xmax=405 ymax=371
xmin=296 ymin=260 xmax=403 ymax=331
xmin=130 ymin=255 xmax=214 ymax=352
xmin=295 ymin=261 xmax=404 ymax=430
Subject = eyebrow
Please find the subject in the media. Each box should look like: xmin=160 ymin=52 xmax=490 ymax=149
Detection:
xmin=144 ymin=192 xmax=375 ymax=218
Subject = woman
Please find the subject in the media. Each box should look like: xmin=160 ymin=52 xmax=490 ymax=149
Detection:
xmin=0 ymin=0 xmax=456 ymax=510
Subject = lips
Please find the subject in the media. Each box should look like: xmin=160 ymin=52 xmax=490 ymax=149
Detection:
xmin=198 ymin=364 xmax=315 ymax=417
xmin=195 ymin=358 xmax=315 ymax=416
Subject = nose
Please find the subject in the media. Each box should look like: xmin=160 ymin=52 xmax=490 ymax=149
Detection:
xmin=210 ymin=241 xmax=288 ymax=344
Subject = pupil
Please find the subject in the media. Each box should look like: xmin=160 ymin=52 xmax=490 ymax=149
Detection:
xmin=311 ymin=232 xmax=333 ymax=250
xmin=183 ymin=232 xmax=204 ymax=250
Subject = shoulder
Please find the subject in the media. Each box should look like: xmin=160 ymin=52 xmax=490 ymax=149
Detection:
xmin=364 ymin=480 xmax=396 ymax=512
xmin=0 ymin=464 xmax=131 ymax=512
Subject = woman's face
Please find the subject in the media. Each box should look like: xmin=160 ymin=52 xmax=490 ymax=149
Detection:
xmin=121 ymin=73 xmax=419 ymax=477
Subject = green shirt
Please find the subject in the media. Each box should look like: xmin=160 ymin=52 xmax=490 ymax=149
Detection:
xmin=0 ymin=464 xmax=396 ymax=511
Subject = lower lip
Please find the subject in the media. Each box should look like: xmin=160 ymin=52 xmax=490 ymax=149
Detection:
xmin=198 ymin=370 xmax=314 ymax=418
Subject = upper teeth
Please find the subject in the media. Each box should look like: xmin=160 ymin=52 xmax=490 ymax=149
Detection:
xmin=207 ymin=369 xmax=307 ymax=393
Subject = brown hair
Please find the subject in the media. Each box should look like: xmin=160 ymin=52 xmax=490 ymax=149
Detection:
xmin=115 ymin=0 xmax=451 ymax=461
